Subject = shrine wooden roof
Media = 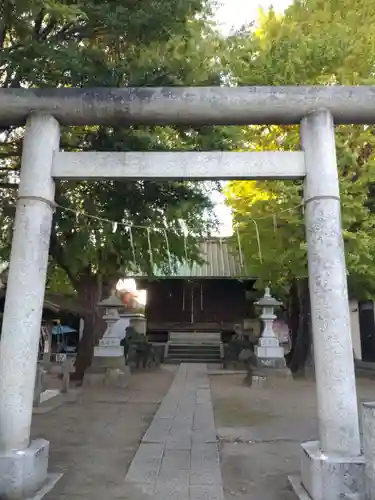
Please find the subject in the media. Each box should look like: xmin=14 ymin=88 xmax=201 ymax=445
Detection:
xmin=134 ymin=238 xmax=252 ymax=279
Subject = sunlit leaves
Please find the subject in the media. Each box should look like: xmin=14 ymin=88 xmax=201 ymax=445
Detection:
xmin=0 ymin=0 xmax=230 ymax=294
xmin=224 ymin=0 xmax=375 ymax=298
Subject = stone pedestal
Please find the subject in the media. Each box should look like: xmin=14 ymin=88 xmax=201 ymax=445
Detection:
xmin=131 ymin=316 xmax=147 ymax=335
xmin=84 ymin=367 xmax=130 ymax=389
xmin=91 ymin=300 xmax=146 ymax=386
xmin=93 ymin=294 xmax=125 ymax=363
xmin=33 ymin=364 xmax=46 ymax=407
xmin=0 ymin=440 xmax=50 ymax=499
xmin=299 ymin=441 xmax=364 ymax=500
xmin=254 ymin=287 xmax=286 ymax=369
xmin=255 ymin=338 xmax=286 ymax=368
xmin=362 ymin=402 xmax=375 ymax=500
xmin=92 ymin=312 xmax=146 ymax=367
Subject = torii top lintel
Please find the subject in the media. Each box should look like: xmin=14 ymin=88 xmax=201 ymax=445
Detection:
xmin=0 ymin=86 xmax=375 ymax=127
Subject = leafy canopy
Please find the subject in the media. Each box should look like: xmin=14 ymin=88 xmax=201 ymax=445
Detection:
xmin=0 ymin=0 xmax=237 ymax=300
xmin=224 ymin=0 xmax=375 ymax=298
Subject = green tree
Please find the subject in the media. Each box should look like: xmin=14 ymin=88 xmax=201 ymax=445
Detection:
xmin=0 ymin=0 xmax=237 ymax=377
xmin=224 ymin=0 xmax=375 ymax=373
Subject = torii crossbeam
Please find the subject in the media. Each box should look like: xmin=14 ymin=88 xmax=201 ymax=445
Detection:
xmin=0 ymin=86 xmax=372 ymax=500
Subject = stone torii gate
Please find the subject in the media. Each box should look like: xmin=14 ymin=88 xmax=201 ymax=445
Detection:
xmin=0 ymin=86 xmax=374 ymax=500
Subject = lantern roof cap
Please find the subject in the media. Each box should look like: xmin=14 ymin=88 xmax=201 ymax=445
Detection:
xmin=255 ymin=287 xmax=282 ymax=307
xmin=97 ymin=293 xmax=123 ymax=308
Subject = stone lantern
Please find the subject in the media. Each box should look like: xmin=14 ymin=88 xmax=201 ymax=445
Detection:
xmin=93 ymin=294 xmax=124 ymax=366
xmin=254 ymin=287 xmax=286 ymax=368
xmin=100 ymin=293 xmax=123 ymax=323
xmin=92 ymin=292 xmax=146 ymax=369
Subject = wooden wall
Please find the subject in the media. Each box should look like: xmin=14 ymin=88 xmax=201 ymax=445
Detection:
xmin=144 ymin=279 xmax=250 ymax=328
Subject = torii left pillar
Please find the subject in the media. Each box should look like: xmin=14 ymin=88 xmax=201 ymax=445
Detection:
xmin=0 ymin=114 xmax=60 ymax=499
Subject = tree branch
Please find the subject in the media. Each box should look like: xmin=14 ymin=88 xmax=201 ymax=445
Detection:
xmin=34 ymin=9 xmax=46 ymax=37
xmin=0 ymin=23 xmax=7 ymax=50
xmin=0 ymin=153 xmax=20 ymax=159
xmin=55 ymin=23 xmax=105 ymax=43
xmin=0 ymin=182 xmax=18 ymax=189
xmin=39 ymin=16 xmax=58 ymax=41
xmin=50 ymin=227 xmax=79 ymax=289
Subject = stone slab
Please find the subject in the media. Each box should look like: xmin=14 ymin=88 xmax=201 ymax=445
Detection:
xmin=361 ymin=401 xmax=375 ymax=500
xmin=94 ymin=345 xmax=124 ymax=357
xmin=153 ymin=484 xmax=189 ymax=500
xmin=0 ymin=439 xmax=49 ymax=499
xmin=123 ymin=364 xmax=224 ymax=499
xmin=252 ymin=375 xmax=268 ymax=386
xmin=27 ymin=473 xmax=63 ymax=500
xmin=258 ymin=337 xmax=281 ymax=348
xmin=288 ymin=474 xmax=312 ymax=500
xmin=123 ymin=482 xmax=155 ymax=499
xmin=157 ymin=468 xmax=190 ymax=487
xmin=300 ymin=441 xmax=365 ymax=500
xmin=89 ymin=356 xmax=127 ymax=371
xmin=189 ymin=485 xmax=224 ymax=500
xmin=54 ymin=150 xmax=302 ymax=181
xmin=83 ymin=367 xmax=130 ymax=388
xmin=190 ymin=469 xmax=222 ymax=485
xmin=253 ymin=368 xmax=292 ymax=380
xmin=39 ymin=389 xmax=60 ymax=404
xmin=165 ymin=437 xmax=192 ymax=450
xmin=7 ymin=87 xmax=375 ymax=128
xmin=255 ymin=345 xmax=285 ymax=359
xmin=209 ymin=370 xmax=247 ymax=375
xmin=32 ymin=390 xmax=79 ymax=415
xmin=256 ymin=357 xmax=287 ymax=369
xmin=288 ymin=475 xmax=364 ymax=500
xmin=142 ymin=419 xmax=173 ymax=443
xmin=160 ymin=451 xmax=191 ymax=471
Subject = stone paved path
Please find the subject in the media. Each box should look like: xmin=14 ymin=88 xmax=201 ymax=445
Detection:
xmin=124 ymin=363 xmax=224 ymax=500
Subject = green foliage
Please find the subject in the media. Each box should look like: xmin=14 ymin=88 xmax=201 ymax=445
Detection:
xmin=224 ymin=0 xmax=375 ymax=86
xmin=46 ymin=261 xmax=75 ymax=295
xmin=0 ymin=0 xmax=234 ymax=303
xmin=224 ymin=0 xmax=375 ymax=299
xmin=0 ymin=0 xmax=205 ymax=87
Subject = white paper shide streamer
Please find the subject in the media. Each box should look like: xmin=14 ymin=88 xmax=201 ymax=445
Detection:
xmin=53 ymin=201 xmax=300 ymax=274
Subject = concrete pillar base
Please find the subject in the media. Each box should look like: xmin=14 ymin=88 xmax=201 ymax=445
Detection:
xmin=90 ymin=355 xmax=126 ymax=372
xmin=289 ymin=441 xmax=364 ymax=500
xmin=83 ymin=364 xmax=130 ymax=389
xmin=289 ymin=477 xmax=364 ymax=500
xmin=0 ymin=439 xmax=54 ymax=499
xmin=256 ymin=356 xmax=287 ymax=369
xmin=361 ymin=402 xmax=375 ymax=500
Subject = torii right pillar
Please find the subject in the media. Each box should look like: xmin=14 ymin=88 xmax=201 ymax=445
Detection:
xmin=292 ymin=110 xmax=365 ymax=500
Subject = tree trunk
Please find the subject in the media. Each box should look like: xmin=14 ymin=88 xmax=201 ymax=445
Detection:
xmin=286 ymin=280 xmax=299 ymax=365
xmin=286 ymin=278 xmax=311 ymax=376
xmin=73 ymin=274 xmax=117 ymax=381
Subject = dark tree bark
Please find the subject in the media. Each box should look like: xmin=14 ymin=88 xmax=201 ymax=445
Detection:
xmin=286 ymin=278 xmax=311 ymax=376
xmin=286 ymin=280 xmax=299 ymax=363
xmin=73 ymin=273 xmax=117 ymax=381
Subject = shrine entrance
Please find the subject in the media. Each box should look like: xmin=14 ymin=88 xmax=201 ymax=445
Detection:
xmin=0 ymin=86 xmax=372 ymax=499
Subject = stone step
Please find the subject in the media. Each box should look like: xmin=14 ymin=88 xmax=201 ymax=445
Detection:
xmin=165 ymin=358 xmax=221 ymax=364
xmin=168 ymin=353 xmax=221 ymax=360
xmin=169 ymin=331 xmax=221 ymax=343
xmin=168 ymin=339 xmax=222 ymax=343
xmin=167 ymin=342 xmax=222 ymax=363
xmin=123 ymin=364 xmax=225 ymax=498
xmin=168 ymin=345 xmax=221 ymax=351
xmin=167 ymin=344 xmax=221 ymax=351
xmin=168 ymin=350 xmax=221 ymax=357
xmin=354 ymin=360 xmax=375 ymax=379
